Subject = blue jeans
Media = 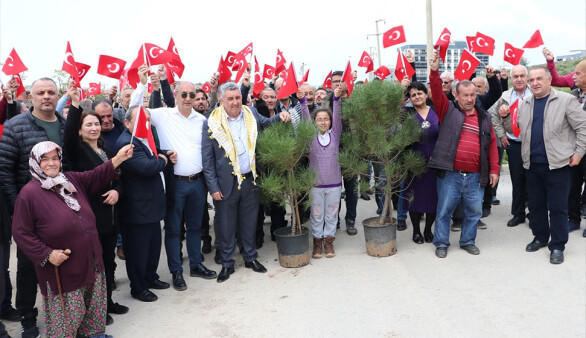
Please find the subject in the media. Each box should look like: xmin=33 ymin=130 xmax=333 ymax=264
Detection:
xmin=433 ymin=171 xmax=483 ymax=248
xmin=164 ymin=178 xmax=206 ymax=273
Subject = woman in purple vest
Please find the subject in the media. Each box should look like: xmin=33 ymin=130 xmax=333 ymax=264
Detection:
xmin=403 ymin=81 xmax=440 ymax=244
xmin=299 ymin=85 xmax=343 ymax=259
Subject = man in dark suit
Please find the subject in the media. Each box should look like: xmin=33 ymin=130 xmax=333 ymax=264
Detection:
xmin=115 ymin=105 xmax=176 ymax=301
xmin=202 ymin=82 xmax=290 ymax=283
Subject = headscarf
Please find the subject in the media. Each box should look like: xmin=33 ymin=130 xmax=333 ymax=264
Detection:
xmin=29 ymin=141 xmax=80 ymax=212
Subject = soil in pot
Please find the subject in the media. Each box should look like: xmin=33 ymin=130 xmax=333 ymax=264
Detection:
xmin=273 ymin=226 xmax=311 ymax=268
xmin=362 ymin=216 xmax=397 ymax=257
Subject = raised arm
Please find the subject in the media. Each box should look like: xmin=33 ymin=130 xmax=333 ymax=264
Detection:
xmin=62 ymin=83 xmax=82 ymax=164
xmin=544 ymin=48 xmax=576 ymax=88
xmin=478 ymin=67 xmax=502 ymax=109
xmin=428 ymin=50 xmax=449 ymax=123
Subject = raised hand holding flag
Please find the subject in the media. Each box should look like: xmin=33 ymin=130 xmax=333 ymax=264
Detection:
xmin=62 ymin=41 xmax=80 ymax=87
xmin=277 ymin=62 xmax=298 ymax=100
xmin=434 ymin=28 xmax=451 ymax=62
xmin=394 ymin=50 xmax=415 ymax=82
xmin=374 ymin=66 xmax=391 ymax=80
xmin=341 ymin=61 xmax=354 ymax=97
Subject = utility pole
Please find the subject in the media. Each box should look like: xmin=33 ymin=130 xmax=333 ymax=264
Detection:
xmin=426 ymin=0 xmax=433 ymax=76
xmin=367 ymin=19 xmax=385 ymax=68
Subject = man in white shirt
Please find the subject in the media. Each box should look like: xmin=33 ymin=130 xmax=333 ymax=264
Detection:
xmin=133 ymin=65 xmax=216 ymax=291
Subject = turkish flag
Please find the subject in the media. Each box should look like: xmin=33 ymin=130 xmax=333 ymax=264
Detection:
xmin=523 ymin=30 xmax=544 ymax=49
xmin=322 ymin=71 xmax=332 ymax=89
xmin=262 ymin=64 xmax=275 ymax=80
xmin=12 ymin=74 xmax=25 ymax=97
xmin=79 ymin=88 xmax=87 ymax=101
xmin=202 ymin=83 xmax=211 ymax=94
xmin=2 ymin=48 xmax=28 ymax=75
xmin=87 ymin=82 xmax=101 ymax=96
xmin=510 ymin=99 xmax=521 ymax=137
xmin=132 ymin=106 xmax=158 ymax=159
xmin=341 ymin=61 xmax=354 ymax=97
xmin=472 ymin=32 xmax=495 ymax=56
xmin=97 ymin=55 xmax=126 ymax=79
xmin=75 ymin=62 xmax=91 ymax=82
xmin=253 ymin=56 xmax=265 ymax=99
xmin=465 ymin=35 xmax=476 ymax=51
xmin=503 ymin=43 xmax=524 ymax=66
xmin=166 ymin=37 xmax=185 ymax=81
xmin=454 ymin=49 xmax=480 ymax=81
xmin=382 ymin=25 xmax=406 ymax=48
xmin=394 ymin=50 xmax=415 ymax=82
xmin=434 ymin=28 xmax=451 ymax=62
xmin=299 ymin=69 xmax=309 ymax=85
xmin=238 ymin=42 xmax=253 ymax=58
xmin=275 ymin=49 xmax=287 ymax=74
xmin=358 ymin=51 xmax=374 ymax=73
xmin=277 ymin=62 xmax=298 ymax=100
xmin=225 ymin=51 xmax=237 ymax=67
xmin=217 ymin=55 xmax=232 ymax=85
xmin=234 ymin=57 xmax=249 ymax=84
xmin=374 ymin=66 xmax=391 ymax=80
xmin=128 ymin=43 xmax=174 ymax=88
xmin=279 ymin=68 xmax=288 ymax=81
xmin=62 ymin=41 xmax=80 ymax=87
xmin=119 ymin=68 xmax=129 ymax=92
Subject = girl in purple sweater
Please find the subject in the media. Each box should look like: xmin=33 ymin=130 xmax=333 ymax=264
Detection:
xmin=298 ymin=86 xmax=343 ymax=259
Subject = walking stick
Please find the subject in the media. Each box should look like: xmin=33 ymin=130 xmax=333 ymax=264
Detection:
xmin=54 ymin=249 xmax=73 ymax=338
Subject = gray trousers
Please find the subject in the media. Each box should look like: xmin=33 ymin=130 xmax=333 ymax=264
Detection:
xmin=310 ymin=186 xmax=341 ymax=238
xmin=214 ymin=176 xmax=259 ymax=268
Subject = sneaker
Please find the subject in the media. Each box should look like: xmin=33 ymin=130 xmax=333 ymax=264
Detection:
xmin=435 ymin=247 xmax=447 ymax=258
xmin=451 ymin=222 xmax=462 ymax=232
xmin=482 ymin=208 xmax=490 ymax=218
xmin=460 ymin=244 xmax=480 ymax=255
xmin=172 ymin=272 xmax=187 ymax=291
xmin=345 ymin=219 xmax=357 ymax=236
xmin=491 ymin=196 xmax=500 ymax=205
xmin=21 ymin=324 xmax=39 ymax=338
xmin=477 ymin=220 xmax=487 ymax=229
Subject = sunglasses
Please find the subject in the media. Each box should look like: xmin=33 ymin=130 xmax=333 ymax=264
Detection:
xmin=181 ymin=92 xmax=196 ymax=99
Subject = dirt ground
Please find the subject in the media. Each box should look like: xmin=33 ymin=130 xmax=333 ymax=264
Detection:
xmin=4 ymin=169 xmax=586 ymax=337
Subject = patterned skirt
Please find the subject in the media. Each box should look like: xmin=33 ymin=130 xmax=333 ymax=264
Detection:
xmin=43 ymin=266 xmax=107 ymax=338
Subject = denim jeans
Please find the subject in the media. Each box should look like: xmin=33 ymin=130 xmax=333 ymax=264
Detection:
xmin=433 ymin=171 xmax=483 ymax=248
xmin=164 ymin=178 xmax=206 ymax=273
xmin=375 ymin=170 xmax=406 ymax=220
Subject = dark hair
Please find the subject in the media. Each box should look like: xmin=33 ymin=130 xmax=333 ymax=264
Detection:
xmin=80 ymin=111 xmax=105 ymax=149
xmin=316 ymin=87 xmax=327 ymax=93
xmin=311 ymin=108 xmax=333 ymax=130
xmin=332 ymin=71 xmax=343 ymax=78
xmin=195 ymin=88 xmax=208 ymax=100
xmin=92 ymin=98 xmax=112 ymax=111
xmin=405 ymin=81 xmax=428 ymax=98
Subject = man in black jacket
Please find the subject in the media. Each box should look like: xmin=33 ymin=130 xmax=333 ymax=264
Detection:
xmin=0 ymin=77 xmax=66 ymax=338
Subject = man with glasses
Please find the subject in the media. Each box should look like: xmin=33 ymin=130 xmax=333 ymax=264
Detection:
xmin=440 ymin=71 xmax=455 ymax=101
xmin=133 ymin=65 xmax=216 ymax=291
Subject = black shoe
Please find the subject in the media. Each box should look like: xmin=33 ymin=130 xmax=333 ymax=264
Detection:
xmin=397 ymin=219 xmax=407 ymax=231
xmin=217 ymin=267 xmax=234 ymax=283
xmin=451 ymin=222 xmax=462 ymax=232
xmin=202 ymin=239 xmax=212 ymax=254
xmin=491 ymin=196 xmax=500 ymax=205
xmin=214 ymin=249 xmax=222 ymax=264
xmin=482 ymin=208 xmax=490 ymax=218
xmin=172 ymin=272 xmax=187 ymax=291
xmin=109 ymin=279 xmax=117 ymax=291
xmin=132 ymin=290 xmax=158 ymax=302
xmin=360 ymin=193 xmax=371 ymax=201
xmin=568 ymin=220 xmax=580 ymax=232
xmin=108 ymin=302 xmax=129 ymax=315
xmin=550 ymin=249 xmax=564 ymax=264
xmin=507 ymin=216 xmax=525 ymax=227
xmin=435 ymin=247 xmax=447 ymax=258
xmin=1 ymin=308 xmax=20 ymax=322
xmin=207 ymin=202 xmax=213 ymax=210
xmin=346 ymin=219 xmax=357 ymax=235
xmin=477 ymin=220 xmax=487 ymax=229
xmin=256 ymin=238 xmax=264 ymax=249
xmin=148 ymin=279 xmax=170 ymax=290
xmin=526 ymin=238 xmax=548 ymax=252
xmin=412 ymin=232 xmax=424 ymax=244
xmin=106 ymin=314 xmax=114 ymax=326
xmin=460 ymin=244 xmax=480 ymax=255
xmin=424 ymin=232 xmax=434 ymax=243
xmin=244 ymin=259 xmax=267 ymax=273
xmin=190 ymin=263 xmax=217 ymax=279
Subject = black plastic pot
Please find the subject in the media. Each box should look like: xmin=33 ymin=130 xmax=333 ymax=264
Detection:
xmin=273 ymin=226 xmax=310 ymax=268
xmin=362 ymin=216 xmax=397 ymax=257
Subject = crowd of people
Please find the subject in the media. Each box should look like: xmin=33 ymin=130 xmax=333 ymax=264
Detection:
xmin=0 ymin=46 xmax=584 ymax=337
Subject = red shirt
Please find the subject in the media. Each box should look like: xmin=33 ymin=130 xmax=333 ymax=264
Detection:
xmin=453 ymin=110 xmax=481 ymax=172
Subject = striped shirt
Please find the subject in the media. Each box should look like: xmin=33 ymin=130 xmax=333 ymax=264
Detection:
xmin=453 ymin=110 xmax=481 ymax=172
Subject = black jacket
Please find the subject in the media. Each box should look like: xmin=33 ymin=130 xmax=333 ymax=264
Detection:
xmin=0 ymin=111 xmax=66 ymax=212
xmin=63 ymin=105 xmax=122 ymax=235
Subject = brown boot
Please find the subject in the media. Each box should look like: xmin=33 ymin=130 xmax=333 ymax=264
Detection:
xmin=312 ymin=238 xmax=323 ymax=259
xmin=324 ymin=237 xmax=336 ymax=258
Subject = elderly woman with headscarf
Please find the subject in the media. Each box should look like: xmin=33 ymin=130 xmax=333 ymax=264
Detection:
xmin=12 ymin=140 xmax=133 ymax=338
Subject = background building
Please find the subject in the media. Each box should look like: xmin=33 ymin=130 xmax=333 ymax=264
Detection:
xmin=556 ymin=50 xmax=586 ymax=62
xmin=398 ymin=41 xmax=489 ymax=82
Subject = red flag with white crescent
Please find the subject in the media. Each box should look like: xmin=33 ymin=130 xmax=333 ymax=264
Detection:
xmin=132 ymin=106 xmax=158 ymax=159
xmin=374 ymin=66 xmax=391 ymax=80
xmin=262 ymin=64 xmax=275 ymax=80
xmin=253 ymin=56 xmax=265 ymax=99
xmin=454 ymin=49 xmax=480 ymax=81
xmin=87 ymin=82 xmax=101 ymax=96
xmin=275 ymin=49 xmax=287 ymax=74
xmin=322 ymin=71 xmax=332 ymax=89
xmin=97 ymin=55 xmax=127 ymax=79
xmin=472 ymin=32 xmax=495 ymax=56
xmin=277 ymin=62 xmax=298 ymax=100
xmin=503 ymin=43 xmax=524 ymax=66
xmin=382 ymin=25 xmax=406 ymax=48
xmin=61 ymin=41 xmax=80 ymax=87
xmin=394 ymin=50 xmax=415 ymax=82
xmin=434 ymin=28 xmax=451 ymax=61
xmin=2 ymin=48 xmax=28 ymax=75
xmin=75 ymin=62 xmax=91 ymax=82
xmin=341 ymin=61 xmax=354 ymax=97
xmin=358 ymin=51 xmax=374 ymax=73
xmin=510 ymin=99 xmax=521 ymax=138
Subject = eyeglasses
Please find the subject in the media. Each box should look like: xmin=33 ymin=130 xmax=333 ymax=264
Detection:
xmin=442 ymin=81 xmax=452 ymax=85
xmin=181 ymin=92 xmax=196 ymax=99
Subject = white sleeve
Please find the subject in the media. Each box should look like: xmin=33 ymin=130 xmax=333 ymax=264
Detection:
xmin=130 ymin=82 xmax=147 ymax=109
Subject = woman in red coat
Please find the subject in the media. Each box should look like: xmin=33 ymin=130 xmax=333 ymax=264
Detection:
xmin=12 ymin=141 xmax=132 ymax=337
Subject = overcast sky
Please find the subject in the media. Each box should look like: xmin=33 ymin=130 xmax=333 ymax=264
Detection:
xmin=1 ymin=0 xmax=584 ymax=89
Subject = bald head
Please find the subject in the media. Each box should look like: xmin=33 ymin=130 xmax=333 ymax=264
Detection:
xmin=511 ymin=65 xmax=529 ymax=93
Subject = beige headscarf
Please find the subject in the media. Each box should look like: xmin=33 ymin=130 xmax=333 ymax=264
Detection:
xmin=29 ymin=141 xmax=80 ymax=212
